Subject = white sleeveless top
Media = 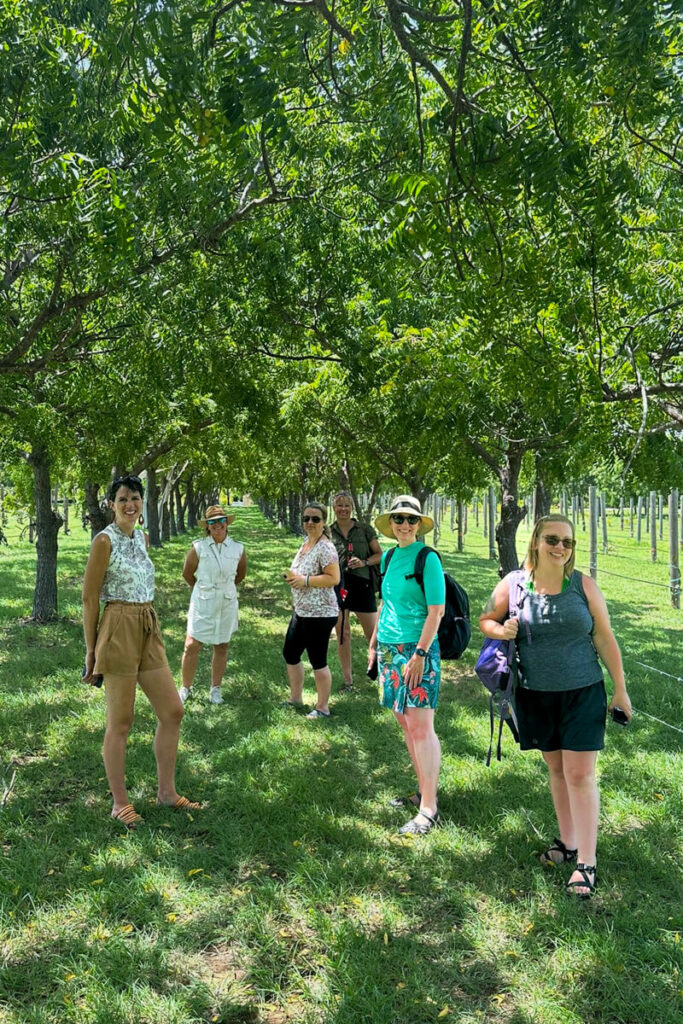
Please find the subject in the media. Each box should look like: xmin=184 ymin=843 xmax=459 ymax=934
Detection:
xmin=186 ymin=535 xmax=244 ymax=644
xmin=100 ymin=523 xmax=155 ymax=603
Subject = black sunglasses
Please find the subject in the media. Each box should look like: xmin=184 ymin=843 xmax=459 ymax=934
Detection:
xmin=303 ymin=515 xmax=322 ymax=523
xmin=390 ymin=514 xmax=420 ymax=525
xmin=541 ymin=534 xmax=575 ymax=549
xmin=113 ymin=475 xmax=142 ymax=486
xmin=207 ymin=517 xmax=227 ymax=525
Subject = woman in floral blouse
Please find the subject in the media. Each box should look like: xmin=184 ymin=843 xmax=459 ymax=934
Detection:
xmin=282 ymin=502 xmax=341 ymax=719
xmin=82 ymin=474 xmax=199 ymax=829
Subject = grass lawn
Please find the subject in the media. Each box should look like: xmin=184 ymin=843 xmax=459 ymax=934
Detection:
xmin=0 ymin=506 xmax=682 ymax=1024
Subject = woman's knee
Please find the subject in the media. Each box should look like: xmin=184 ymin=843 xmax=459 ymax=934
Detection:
xmin=563 ymin=762 xmax=597 ymax=788
xmin=405 ymin=715 xmax=435 ymax=744
xmin=183 ymin=636 xmax=202 ymax=656
xmin=159 ymin=700 xmax=184 ymax=728
xmin=213 ymin=643 xmax=229 ymax=655
xmin=105 ymin=711 xmax=134 ymax=737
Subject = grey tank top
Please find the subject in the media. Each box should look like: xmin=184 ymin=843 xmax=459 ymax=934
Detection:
xmin=516 ymin=570 xmax=603 ymax=692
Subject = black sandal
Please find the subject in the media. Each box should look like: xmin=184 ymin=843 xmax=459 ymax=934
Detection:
xmin=398 ymin=810 xmax=441 ymax=836
xmin=388 ymin=791 xmax=421 ymax=809
xmin=566 ymin=863 xmax=597 ymax=899
xmin=540 ymin=837 xmax=577 ymax=866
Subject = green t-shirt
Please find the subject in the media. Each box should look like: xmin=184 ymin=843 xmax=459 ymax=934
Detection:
xmin=377 ymin=542 xmax=446 ymax=644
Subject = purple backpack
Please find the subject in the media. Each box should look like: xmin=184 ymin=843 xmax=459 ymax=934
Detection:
xmin=475 ymin=570 xmax=527 ymax=766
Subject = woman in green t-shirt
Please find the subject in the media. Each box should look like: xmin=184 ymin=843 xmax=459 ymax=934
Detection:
xmin=368 ymin=496 xmax=446 ymax=836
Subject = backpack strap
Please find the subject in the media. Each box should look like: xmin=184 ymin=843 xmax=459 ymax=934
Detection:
xmin=487 ymin=570 xmax=526 ymax=766
xmin=407 ymin=545 xmax=441 ymax=593
xmin=378 ymin=546 xmax=397 ymax=600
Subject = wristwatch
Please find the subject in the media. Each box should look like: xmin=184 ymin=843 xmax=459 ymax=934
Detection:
xmin=415 ymin=647 xmax=428 ymax=658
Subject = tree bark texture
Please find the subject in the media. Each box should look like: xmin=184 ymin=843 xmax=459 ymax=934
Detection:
xmin=29 ymin=445 xmax=63 ymax=622
xmin=495 ymin=445 xmax=527 ymax=575
xmin=84 ymin=480 xmax=110 ymax=538
xmin=146 ymin=467 xmax=161 ymax=546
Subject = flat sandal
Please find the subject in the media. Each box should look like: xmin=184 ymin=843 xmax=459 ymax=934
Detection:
xmin=540 ymin=837 xmax=577 ymax=866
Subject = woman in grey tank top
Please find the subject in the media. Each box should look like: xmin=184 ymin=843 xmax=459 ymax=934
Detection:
xmin=479 ymin=514 xmax=632 ymax=899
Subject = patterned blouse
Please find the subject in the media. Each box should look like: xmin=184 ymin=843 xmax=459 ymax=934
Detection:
xmin=290 ymin=537 xmax=339 ymax=618
xmin=100 ymin=523 xmax=155 ymax=603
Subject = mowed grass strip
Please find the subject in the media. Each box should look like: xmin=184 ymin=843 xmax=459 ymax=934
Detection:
xmin=0 ymin=507 xmax=681 ymax=1024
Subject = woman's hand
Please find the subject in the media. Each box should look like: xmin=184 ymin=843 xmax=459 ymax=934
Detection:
xmin=607 ymin=689 xmax=632 ymax=721
xmin=348 ymin=555 xmax=364 ymax=570
xmin=501 ymin=617 xmax=519 ymax=639
xmin=286 ymin=572 xmax=307 ymax=590
xmin=82 ymin=650 xmax=96 ymax=684
xmin=404 ymin=653 xmax=425 ymax=688
xmin=367 ymin=645 xmax=377 ymax=672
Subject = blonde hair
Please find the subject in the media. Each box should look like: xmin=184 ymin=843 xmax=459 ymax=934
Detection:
xmin=524 ymin=514 xmax=576 ymax=577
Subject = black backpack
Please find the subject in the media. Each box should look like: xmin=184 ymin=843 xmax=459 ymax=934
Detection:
xmin=381 ymin=546 xmax=471 ymax=660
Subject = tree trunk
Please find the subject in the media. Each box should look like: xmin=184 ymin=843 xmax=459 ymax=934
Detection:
xmin=533 ymin=464 xmax=552 ymax=520
xmin=495 ymin=445 xmax=528 ymax=575
xmin=84 ymin=480 xmax=109 ymax=538
xmin=146 ymin=467 xmax=161 ymax=546
xmin=168 ymin=494 xmax=178 ymax=537
xmin=29 ymin=445 xmax=63 ymax=622
xmin=174 ymin=483 xmax=186 ymax=533
xmin=186 ymin=475 xmax=196 ymax=529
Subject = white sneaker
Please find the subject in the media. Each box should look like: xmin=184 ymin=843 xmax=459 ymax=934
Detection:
xmin=209 ymin=687 xmax=224 ymax=705
xmin=178 ymin=686 xmax=191 ymax=704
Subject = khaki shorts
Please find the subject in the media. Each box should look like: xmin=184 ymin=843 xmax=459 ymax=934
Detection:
xmin=94 ymin=601 xmax=169 ymax=678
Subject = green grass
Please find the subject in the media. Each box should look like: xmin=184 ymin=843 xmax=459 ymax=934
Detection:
xmin=0 ymin=507 xmax=682 ymax=1024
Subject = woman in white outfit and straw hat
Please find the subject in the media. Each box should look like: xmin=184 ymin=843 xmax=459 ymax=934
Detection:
xmin=179 ymin=505 xmax=247 ymax=705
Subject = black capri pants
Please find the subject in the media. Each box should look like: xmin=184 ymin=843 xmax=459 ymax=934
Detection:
xmin=283 ymin=613 xmax=338 ymax=670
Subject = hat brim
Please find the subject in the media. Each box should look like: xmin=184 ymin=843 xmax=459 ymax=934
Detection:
xmin=374 ymin=512 xmax=434 ymax=538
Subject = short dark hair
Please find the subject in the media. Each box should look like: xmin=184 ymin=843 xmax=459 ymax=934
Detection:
xmin=109 ymin=474 xmax=144 ymax=502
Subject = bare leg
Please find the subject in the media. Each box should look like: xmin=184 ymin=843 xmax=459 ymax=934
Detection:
xmin=393 ymin=709 xmax=421 ymax=785
xmin=335 ymin=610 xmax=353 ymax=686
xmin=356 ymin=610 xmax=378 ymax=643
xmin=404 ymin=707 xmax=441 ymax=820
xmin=312 ymin=666 xmax=332 ymax=714
xmin=102 ymin=675 xmax=137 ymax=815
xmin=542 ymin=749 xmax=576 ymax=857
xmin=563 ymin=750 xmax=599 ymax=894
xmin=211 ymin=643 xmax=229 ymax=688
xmin=181 ymin=635 xmax=202 ymax=689
xmin=286 ymin=662 xmax=305 ymax=704
xmin=138 ymin=667 xmax=185 ymax=804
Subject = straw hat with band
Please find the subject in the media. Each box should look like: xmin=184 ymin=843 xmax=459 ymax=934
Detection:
xmin=374 ymin=495 xmax=434 ymax=539
xmin=199 ymin=505 xmax=236 ymax=528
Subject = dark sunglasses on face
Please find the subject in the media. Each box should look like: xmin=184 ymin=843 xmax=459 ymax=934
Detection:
xmin=207 ymin=517 xmax=227 ymax=525
xmin=303 ymin=515 xmax=322 ymax=523
xmin=390 ymin=514 xmax=420 ymax=526
xmin=542 ymin=534 xmax=575 ymax=549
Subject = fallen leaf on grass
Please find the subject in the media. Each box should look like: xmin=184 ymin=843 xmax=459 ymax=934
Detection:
xmin=383 ymin=933 xmax=389 ymax=945
xmin=396 ymin=983 xmax=406 ymax=990
xmin=64 ymin=974 xmax=76 ymax=982
xmin=187 ymin=868 xmax=203 ymax=877
xmin=166 ymin=913 xmax=177 ymax=922
xmin=653 ymin=793 xmax=664 ymax=800
xmin=438 ymin=1007 xmax=450 ymax=1019
xmin=91 ymin=878 xmax=104 ymax=885
xmin=120 ymin=924 xmax=134 ymax=934
xmin=524 ymin=922 xmax=534 ymax=934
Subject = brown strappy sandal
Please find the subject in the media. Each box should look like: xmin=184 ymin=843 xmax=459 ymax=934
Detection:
xmin=111 ymin=804 xmax=144 ymax=830
xmin=157 ymin=796 xmax=202 ymax=811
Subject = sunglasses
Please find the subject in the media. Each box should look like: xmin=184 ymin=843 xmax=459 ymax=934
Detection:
xmin=113 ymin=475 xmax=142 ymax=486
xmin=541 ymin=534 xmax=575 ymax=549
xmin=207 ymin=517 xmax=227 ymax=525
xmin=390 ymin=514 xmax=420 ymax=526
xmin=303 ymin=515 xmax=322 ymax=523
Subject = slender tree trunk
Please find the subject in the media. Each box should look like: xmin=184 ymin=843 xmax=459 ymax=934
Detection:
xmin=495 ymin=445 xmax=527 ymax=575
xmin=28 ymin=445 xmax=63 ymax=622
xmin=186 ymin=476 xmax=196 ymax=529
xmin=84 ymin=480 xmax=109 ymax=538
xmin=174 ymin=483 xmax=186 ymax=533
xmin=533 ymin=463 xmax=552 ymax=520
xmin=146 ymin=467 xmax=161 ymax=547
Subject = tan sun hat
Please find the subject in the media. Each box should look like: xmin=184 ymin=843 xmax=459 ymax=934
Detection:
xmin=374 ymin=495 xmax=434 ymax=538
xmin=199 ymin=504 xmax=236 ymax=528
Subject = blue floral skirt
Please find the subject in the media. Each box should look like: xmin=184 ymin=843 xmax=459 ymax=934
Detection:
xmin=378 ymin=640 xmax=441 ymax=713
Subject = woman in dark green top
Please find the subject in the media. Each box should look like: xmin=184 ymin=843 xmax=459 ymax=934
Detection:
xmin=479 ymin=514 xmax=632 ymax=898
xmin=330 ymin=492 xmax=383 ymax=691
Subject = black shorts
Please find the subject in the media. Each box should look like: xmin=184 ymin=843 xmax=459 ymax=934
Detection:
xmin=515 ymin=680 xmax=607 ymax=752
xmin=283 ymin=614 xmax=338 ymax=671
xmin=341 ymin=572 xmax=377 ymax=614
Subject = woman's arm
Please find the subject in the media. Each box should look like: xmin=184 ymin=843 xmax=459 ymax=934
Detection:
xmin=582 ymin=575 xmax=632 ymax=718
xmin=478 ymin=575 xmax=519 ymax=640
xmin=182 ymin=547 xmax=199 ymax=588
xmin=289 ymin=559 xmax=340 ymax=589
xmin=235 ymin=550 xmax=247 ymax=585
xmin=82 ymin=533 xmax=111 ymax=680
